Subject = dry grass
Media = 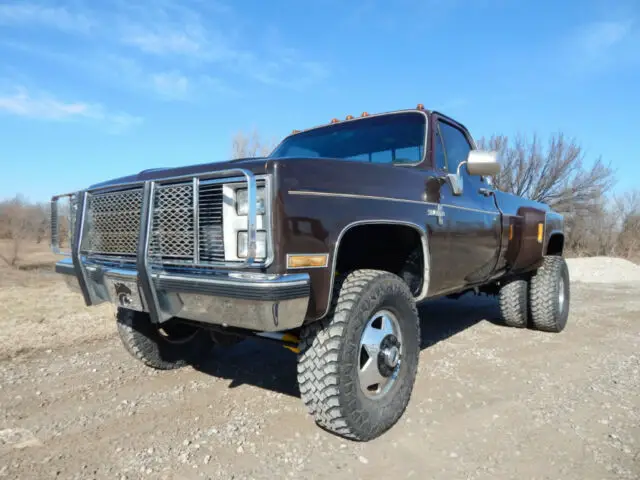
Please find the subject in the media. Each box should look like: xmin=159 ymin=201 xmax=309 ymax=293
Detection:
xmin=0 ymin=239 xmax=59 ymax=274
xmin=0 ymin=240 xmax=115 ymax=360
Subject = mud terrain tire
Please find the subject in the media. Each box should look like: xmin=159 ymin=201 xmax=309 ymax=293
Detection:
xmin=297 ymin=270 xmax=420 ymax=441
xmin=116 ymin=308 xmax=213 ymax=370
xmin=529 ymin=256 xmax=570 ymax=333
xmin=499 ymin=278 xmax=529 ymax=328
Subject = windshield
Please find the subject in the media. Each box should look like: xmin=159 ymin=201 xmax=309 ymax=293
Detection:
xmin=270 ymin=112 xmax=426 ymax=164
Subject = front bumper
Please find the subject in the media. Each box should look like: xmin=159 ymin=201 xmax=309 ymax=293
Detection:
xmin=56 ymin=258 xmax=310 ymax=332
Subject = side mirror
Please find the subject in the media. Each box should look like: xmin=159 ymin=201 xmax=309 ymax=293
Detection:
xmin=440 ymin=150 xmax=500 ymax=197
xmin=466 ymin=150 xmax=500 ymax=177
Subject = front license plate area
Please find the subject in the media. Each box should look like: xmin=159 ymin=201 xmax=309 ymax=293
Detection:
xmin=105 ymin=277 xmax=145 ymax=311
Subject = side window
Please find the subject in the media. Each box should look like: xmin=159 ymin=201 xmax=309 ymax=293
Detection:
xmin=438 ymin=121 xmax=471 ymax=174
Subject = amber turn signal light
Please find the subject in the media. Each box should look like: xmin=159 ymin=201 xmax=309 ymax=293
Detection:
xmin=537 ymin=223 xmax=544 ymax=243
xmin=287 ymin=254 xmax=329 ymax=269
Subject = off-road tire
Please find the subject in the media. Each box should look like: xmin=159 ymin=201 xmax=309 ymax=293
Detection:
xmin=297 ymin=270 xmax=420 ymax=441
xmin=499 ymin=278 xmax=528 ymax=328
xmin=116 ymin=308 xmax=213 ymax=370
xmin=529 ymin=256 xmax=570 ymax=333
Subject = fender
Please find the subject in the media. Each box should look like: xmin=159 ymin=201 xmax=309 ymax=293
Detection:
xmin=321 ymin=219 xmax=431 ymax=319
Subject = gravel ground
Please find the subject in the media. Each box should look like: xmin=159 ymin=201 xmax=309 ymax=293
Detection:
xmin=567 ymin=257 xmax=640 ymax=284
xmin=1 ymin=274 xmax=639 ymax=479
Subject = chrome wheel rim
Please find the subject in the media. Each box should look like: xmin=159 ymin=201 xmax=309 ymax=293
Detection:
xmin=358 ymin=309 xmax=403 ymax=399
xmin=558 ymin=277 xmax=565 ymax=313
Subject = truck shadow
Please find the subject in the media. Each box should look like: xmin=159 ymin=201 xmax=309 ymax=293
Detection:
xmin=193 ymin=293 xmax=503 ymax=399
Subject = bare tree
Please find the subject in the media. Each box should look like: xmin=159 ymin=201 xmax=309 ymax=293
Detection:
xmin=0 ymin=195 xmax=47 ymax=266
xmin=231 ymin=128 xmax=276 ymax=159
xmin=477 ymin=133 xmax=614 ymax=215
xmin=614 ymin=189 xmax=640 ymax=260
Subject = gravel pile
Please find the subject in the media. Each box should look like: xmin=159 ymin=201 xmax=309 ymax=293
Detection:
xmin=566 ymin=257 xmax=640 ymax=284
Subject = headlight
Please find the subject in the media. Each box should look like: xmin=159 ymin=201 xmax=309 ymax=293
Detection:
xmin=237 ymin=230 xmax=267 ymax=259
xmin=236 ymin=187 xmax=265 ymax=216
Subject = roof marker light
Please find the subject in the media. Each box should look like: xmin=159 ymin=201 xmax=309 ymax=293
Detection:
xmin=361 ymin=112 xmax=369 ymax=117
xmin=416 ymin=103 xmax=425 ymax=110
xmin=345 ymin=115 xmax=354 ymax=120
xmin=330 ymin=118 xmax=340 ymax=123
xmin=292 ymin=129 xmax=300 ymax=134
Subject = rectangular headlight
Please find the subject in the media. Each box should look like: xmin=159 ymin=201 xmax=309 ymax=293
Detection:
xmin=237 ymin=230 xmax=267 ymax=259
xmin=236 ymin=187 xmax=266 ymax=216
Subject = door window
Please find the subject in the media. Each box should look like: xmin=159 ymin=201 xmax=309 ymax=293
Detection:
xmin=438 ymin=121 xmax=471 ymax=173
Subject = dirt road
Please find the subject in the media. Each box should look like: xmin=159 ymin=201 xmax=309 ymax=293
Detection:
xmin=1 ymin=280 xmax=639 ymax=479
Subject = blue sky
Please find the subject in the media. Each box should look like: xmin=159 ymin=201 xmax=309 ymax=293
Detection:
xmin=0 ymin=0 xmax=638 ymax=202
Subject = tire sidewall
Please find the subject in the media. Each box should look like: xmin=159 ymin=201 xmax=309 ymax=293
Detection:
xmin=555 ymin=259 xmax=570 ymax=331
xmin=337 ymin=274 xmax=420 ymax=436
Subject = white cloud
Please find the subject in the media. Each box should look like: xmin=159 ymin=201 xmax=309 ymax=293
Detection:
xmin=563 ymin=19 xmax=639 ymax=73
xmin=0 ymin=1 xmax=330 ymax=96
xmin=151 ymin=71 xmax=190 ymax=99
xmin=0 ymin=87 xmax=88 ymax=119
xmin=121 ymin=29 xmax=206 ymax=56
xmin=0 ymin=86 xmax=142 ymax=133
xmin=0 ymin=3 xmax=94 ymax=33
xmin=573 ymin=20 xmax=634 ymax=59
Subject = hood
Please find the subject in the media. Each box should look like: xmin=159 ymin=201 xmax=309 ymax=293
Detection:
xmin=88 ymin=157 xmax=271 ymax=190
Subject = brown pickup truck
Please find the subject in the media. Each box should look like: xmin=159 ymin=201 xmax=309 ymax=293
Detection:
xmin=51 ymin=106 xmax=570 ymax=441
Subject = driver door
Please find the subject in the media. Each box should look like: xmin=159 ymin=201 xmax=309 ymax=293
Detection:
xmin=432 ymin=116 xmax=501 ymax=292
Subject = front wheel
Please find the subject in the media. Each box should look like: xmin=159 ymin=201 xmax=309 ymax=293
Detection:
xmin=297 ymin=270 xmax=421 ymax=441
xmin=529 ymin=256 xmax=570 ymax=333
xmin=116 ymin=308 xmax=213 ymax=369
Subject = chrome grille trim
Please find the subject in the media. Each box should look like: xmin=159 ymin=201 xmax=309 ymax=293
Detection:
xmin=57 ymin=172 xmax=270 ymax=269
xmin=193 ymin=178 xmax=200 ymax=264
xmin=52 ymin=168 xmax=266 ymax=321
xmin=50 ymin=192 xmax=78 ymax=255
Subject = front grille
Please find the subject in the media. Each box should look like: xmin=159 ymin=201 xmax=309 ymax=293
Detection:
xmin=81 ymin=181 xmax=229 ymax=263
xmin=198 ymin=183 xmax=225 ymax=263
xmin=83 ymin=189 xmax=143 ymax=256
xmin=149 ymin=183 xmax=194 ymax=261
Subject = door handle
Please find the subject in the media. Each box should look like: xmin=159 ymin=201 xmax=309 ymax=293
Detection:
xmin=478 ymin=188 xmax=494 ymax=197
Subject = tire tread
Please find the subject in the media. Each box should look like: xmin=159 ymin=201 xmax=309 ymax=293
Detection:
xmin=297 ymin=269 xmax=420 ymax=441
xmin=499 ymin=278 xmax=528 ymax=328
xmin=529 ymin=256 xmax=569 ymax=333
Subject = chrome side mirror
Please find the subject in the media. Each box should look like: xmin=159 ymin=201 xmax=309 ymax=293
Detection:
xmin=466 ymin=150 xmax=500 ymax=176
xmin=443 ymin=150 xmax=500 ymax=196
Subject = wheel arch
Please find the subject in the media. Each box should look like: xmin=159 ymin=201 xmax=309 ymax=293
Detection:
xmin=321 ymin=220 xmax=431 ymax=319
xmin=546 ymin=232 xmax=565 ymax=256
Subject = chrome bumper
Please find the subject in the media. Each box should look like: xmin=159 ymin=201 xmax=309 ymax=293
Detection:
xmin=56 ymin=258 xmax=310 ymax=332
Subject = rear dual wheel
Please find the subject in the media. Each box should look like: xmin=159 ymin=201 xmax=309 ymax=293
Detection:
xmin=498 ymin=256 xmax=570 ymax=333
xmin=529 ymin=256 xmax=570 ymax=332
